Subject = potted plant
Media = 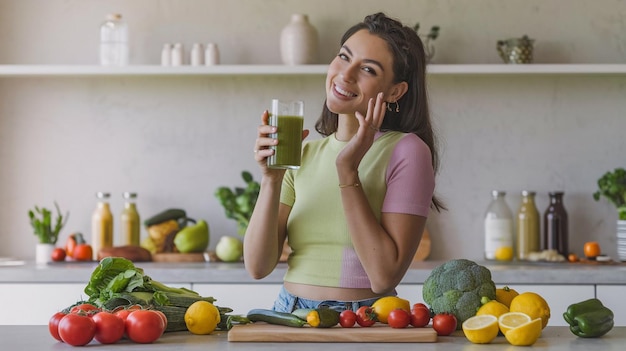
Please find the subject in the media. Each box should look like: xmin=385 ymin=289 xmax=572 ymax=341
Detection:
xmin=214 ymin=171 xmax=260 ymax=236
xmin=28 ymin=202 xmax=68 ymax=263
xmin=213 ymin=171 xmax=259 ymax=262
xmin=413 ymin=23 xmax=441 ymax=63
xmin=593 ymin=167 xmax=626 ymax=220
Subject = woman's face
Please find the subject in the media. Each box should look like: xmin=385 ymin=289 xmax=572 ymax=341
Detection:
xmin=326 ymin=29 xmax=398 ymax=116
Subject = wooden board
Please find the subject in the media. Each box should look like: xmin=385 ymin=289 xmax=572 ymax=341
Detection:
xmin=151 ymin=253 xmax=206 ymax=262
xmin=413 ymin=228 xmax=431 ymax=261
xmin=228 ymin=323 xmax=437 ymax=343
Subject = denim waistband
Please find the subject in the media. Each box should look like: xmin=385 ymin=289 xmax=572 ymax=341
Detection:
xmin=272 ymin=285 xmax=393 ymax=313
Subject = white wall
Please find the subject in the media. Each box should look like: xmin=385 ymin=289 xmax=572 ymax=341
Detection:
xmin=1 ymin=0 xmax=625 ymax=261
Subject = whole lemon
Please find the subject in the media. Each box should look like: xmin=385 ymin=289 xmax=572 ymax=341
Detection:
xmin=509 ymin=292 xmax=550 ymax=329
xmin=371 ymin=296 xmax=410 ymax=324
xmin=494 ymin=246 xmax=514 ymax=261
xmin=476 ymin=299 xmax=509 ymax=319
xmin=184 ymin=301 xmax=221 ymax=335
xmin=495 ymin=286 xmax=519 ymax=308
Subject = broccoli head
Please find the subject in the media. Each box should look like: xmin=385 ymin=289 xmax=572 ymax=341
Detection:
xmin=422 ymin=259 xmax=496 ymax=327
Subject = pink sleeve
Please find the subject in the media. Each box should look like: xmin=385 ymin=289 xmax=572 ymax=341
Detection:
xmin=382 ymin=134 xmax=435 ymax=217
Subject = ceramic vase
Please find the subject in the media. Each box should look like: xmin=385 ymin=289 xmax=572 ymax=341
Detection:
xmin=280 ymin=14 xmax=318 ymax=65
xmin=35 ymin=243 xmax=54 ymax=264
xmin=617 ymin=220 xmax=626 ymax=261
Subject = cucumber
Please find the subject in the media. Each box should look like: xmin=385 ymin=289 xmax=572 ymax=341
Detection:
xmin=247 ymin=308 xmax=306 ymax=328
xmin=292 ymin=308 xmax=315 ymax=321
xmin=144 ymin=208 xmax=187 ymax=227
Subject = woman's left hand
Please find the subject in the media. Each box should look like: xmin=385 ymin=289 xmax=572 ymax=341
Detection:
xmin=336 ymin=92 xmax=386 ymax=171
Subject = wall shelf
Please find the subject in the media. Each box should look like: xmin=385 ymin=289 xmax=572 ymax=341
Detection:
xmin=0 ymin=64 xmax=625 ymax=77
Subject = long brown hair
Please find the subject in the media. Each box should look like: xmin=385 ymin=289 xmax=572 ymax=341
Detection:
xmin=315 ymin=12 xmax=445 ymax=212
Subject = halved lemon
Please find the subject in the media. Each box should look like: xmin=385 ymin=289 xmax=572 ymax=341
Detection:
xmin=504 ymin=318 xmax=542 ymax=346
xmin=498 ymin=311 xmax=531 ymax=335
xmin=462 ymin=315 xmax=499 ymax=344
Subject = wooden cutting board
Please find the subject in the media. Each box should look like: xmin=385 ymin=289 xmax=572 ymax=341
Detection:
xmin=151 ymin=253 xmax=206 ymax=262
xmin=413 ymin=228 xmax=431 ymax=261
xmin=228 ymin=323 xmax=437 ymax=343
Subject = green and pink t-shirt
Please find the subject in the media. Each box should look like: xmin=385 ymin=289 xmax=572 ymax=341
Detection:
xmin=280 ymin=131 xmax=435 ymax=289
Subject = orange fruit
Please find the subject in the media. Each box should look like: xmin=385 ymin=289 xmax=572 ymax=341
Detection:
xmin=583 ymin=241 xmax=601 ymax=258
xmin=495 ymin=286 xmax=519 ymax=308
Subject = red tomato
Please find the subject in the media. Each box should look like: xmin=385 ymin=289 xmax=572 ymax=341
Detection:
xmin=92 ymin=311 xmax=125 ymax=344
xmin=125 ymin=310 xmax=165 ymax=344
xmin=153 ymin=310 xmax=168 ymax=330
xmin=432 ymin=313 xmax=457 ymax=336
xmin=114 ymin=309 xmax=132 ymax=323
xmin=412 ymin=303 xmax=429 ymax=312
xmin=58 ymin=313 xmax=96 ymax=346
xmin=70 ymin=303 xmax=100 ymax=314
xmin=355 ymin=306 xmax=376 ymax=327
xmin=339 ymin=310 xmax=357 ymax=328
xmin=73 ymin=244 xmax=93 ymax=261
xmin=51 ymin=248 xmax=66 ymax=262
xmin=387 ymin=309 xmax=411 ymax=328
xmin=48 ymin=312 xmax=66 ymax=341
xmin=410 ymin=305 xmax=431 ymax=327
xmin=65 ymin=232 xmax=86 ymax=259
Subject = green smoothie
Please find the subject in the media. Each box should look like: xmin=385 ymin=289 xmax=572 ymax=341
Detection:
xmin=268 ymin=114 xmax=303 ymax=169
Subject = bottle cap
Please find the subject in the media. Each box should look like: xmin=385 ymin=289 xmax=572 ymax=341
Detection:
xmin=96 ymin=192 xmax=111 ymax=199
xmin=123 ymin=192 xmax=137 ymax=199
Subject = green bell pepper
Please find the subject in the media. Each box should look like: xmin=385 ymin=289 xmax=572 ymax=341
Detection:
xmin=563 ymin=298 xmax=614 ymax=338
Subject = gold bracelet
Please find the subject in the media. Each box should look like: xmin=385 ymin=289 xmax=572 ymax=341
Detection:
xmin=339 ymin=182 xmax=361 ymax=188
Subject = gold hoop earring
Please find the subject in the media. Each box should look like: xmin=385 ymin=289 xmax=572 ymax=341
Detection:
xmin=387 ymin=101 xmax=400 ymax=113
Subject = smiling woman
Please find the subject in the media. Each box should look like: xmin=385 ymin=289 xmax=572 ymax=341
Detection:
xmin=244 ymin=12 xmax=445 ymax=314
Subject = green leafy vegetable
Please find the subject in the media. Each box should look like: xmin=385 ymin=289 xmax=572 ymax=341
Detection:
xmin=28 ymin=202 xmax=68 ymax=244
xmin=592 ymin=168 xmax=626 ymax=220
xmin=83 ymin=257 xmax=249 ymax=331
xmin=214 ymin=171 xmax=260 ymax=235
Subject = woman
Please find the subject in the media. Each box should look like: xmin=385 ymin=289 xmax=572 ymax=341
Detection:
xmin=245 ymin=12 xmax=444 ymax=312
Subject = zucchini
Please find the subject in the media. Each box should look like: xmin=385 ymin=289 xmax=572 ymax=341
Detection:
xmin=247 ymin=308 xmax=306 ymax=328
xmin=144 ymin=209 xmax=187 ymax=227
xmin=154 ymin=305 xmax=189 ymax=332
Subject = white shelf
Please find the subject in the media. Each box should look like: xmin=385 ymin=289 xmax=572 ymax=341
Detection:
xmin=0 ymin=64 xmax=625 ymax=77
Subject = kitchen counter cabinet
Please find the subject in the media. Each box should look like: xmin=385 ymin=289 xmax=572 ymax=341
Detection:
xmin=1 ymin=261 xmax=625 ymax=326
xmin=1 ymin=325 xmax=625 ymax=351
xmin=596 ymin=285 xmax=626 ymax=326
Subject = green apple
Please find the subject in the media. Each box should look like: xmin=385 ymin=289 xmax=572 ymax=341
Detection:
xmin=215 ymin=236 xmax=243 ymax=262
xmin=173 ymin=220 xmax=209 ymax=253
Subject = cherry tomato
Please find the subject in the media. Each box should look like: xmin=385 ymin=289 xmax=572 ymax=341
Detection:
xmin=410 ymin=304 xmax=431 ymax=327
xmin=70 ymin=303 xmax=100 ymax=314
xmin=51 ymin=248 xmax=66 ymax=262
xmin=114 ymin=309 xmax=132 ymax=323
xmin=73 ymin=244 xmax=93 ymax=261
xmin=387 ymin=309 xmax=411 ymax=329
xmin=432 ymin=313 xmax=457 ymax=336
xmin=125 ymin=310 xmax=165 ymax=344
xmin=339 ymin=310 xmax=357 ymax=328
xmin=58 ymin=313 xmax=96 ymax=346
xmin=48 ymin=312 xmax=66 ymax=341
xmin=92 ymin=311 xmax=125 ymax=344
xmin=355 ymin=306 xmax=376 ymax=327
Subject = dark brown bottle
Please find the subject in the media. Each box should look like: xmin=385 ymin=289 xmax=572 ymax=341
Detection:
xmin=543 ymin=192 xmax=568 ymax=256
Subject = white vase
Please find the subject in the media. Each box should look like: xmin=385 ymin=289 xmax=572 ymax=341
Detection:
xmin=35 ymin=243 xmax=55 ymax=264
xmin=617 ymin=220 xmax=626 ymax=261
xmin=280 ymin=14 xmax=318 ymax=65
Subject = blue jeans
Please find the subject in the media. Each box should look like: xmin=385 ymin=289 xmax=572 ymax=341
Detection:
xmin=272 ymin=286 xmax=391 ymax=313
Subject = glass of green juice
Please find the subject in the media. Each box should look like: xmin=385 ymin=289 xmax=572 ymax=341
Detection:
xmin=267 ymin=99 xmax=304 ymax=169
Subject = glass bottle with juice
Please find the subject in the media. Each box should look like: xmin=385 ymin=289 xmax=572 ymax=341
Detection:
xmin=120 ymin=192 xmax=140 ymax=246
xmin=484 ymin=190 xmax=514 ymax=261
xmin=516 ymin=190 xmax=540 ymax=260
xmin=92 ymin=192 xmax=113 ymax=260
